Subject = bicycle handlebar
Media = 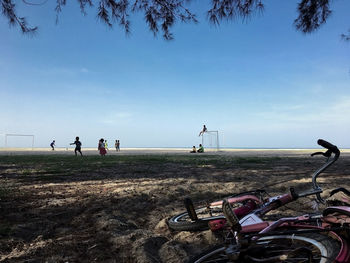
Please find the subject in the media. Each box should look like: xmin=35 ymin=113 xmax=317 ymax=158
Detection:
xmin=311 ymin=139 xmax=340 ymax=203
xmin=317 ymin=139 xmax=340 ymax=158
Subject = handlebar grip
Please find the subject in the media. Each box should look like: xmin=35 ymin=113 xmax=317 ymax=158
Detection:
xmin=317 ymin=139 xmax=339 ymax=154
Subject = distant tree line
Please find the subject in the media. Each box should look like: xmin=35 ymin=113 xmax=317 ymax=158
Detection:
xmin=1 ymin=0 xmax=349 ymax=40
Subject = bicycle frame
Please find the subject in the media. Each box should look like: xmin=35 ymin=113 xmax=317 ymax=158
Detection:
xmin=207 ymin=144 xmax=339 ymax=228
xmin=169 ymin=139 xmax=341 ymax=232
xmin=208 ymin=206 xmax=350 ymax=262
xmin=189 ymin=141 xmax=348 ymax=262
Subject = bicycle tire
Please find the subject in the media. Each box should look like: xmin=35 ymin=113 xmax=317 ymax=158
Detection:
xmin=188 ymin=232 xmax=341 ymax=263
xmin=168 ymin=191 xmax=265 ymax=231
xmin=168 ymin=199 xmax=257 ymax=231
xmin=168 ymin=206 xmax=224 ymax=231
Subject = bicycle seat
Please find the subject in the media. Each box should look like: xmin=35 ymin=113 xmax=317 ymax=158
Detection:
xmin=323 ymin=206 xmax=350 ymax=217
xmin=330 ymin=187 xmax=350 ymax=197
xmin=327 ymin=188 xmax=350 ymax=207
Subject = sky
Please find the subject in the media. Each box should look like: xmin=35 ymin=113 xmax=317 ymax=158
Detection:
xmin=0 ymin=0 xmax=350 ymax=148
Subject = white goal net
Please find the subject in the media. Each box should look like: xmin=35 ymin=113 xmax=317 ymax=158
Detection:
xmin=201 ymin=131 xmax=220 ymax=151
xmin=3 ymin=134 xmax=35 ymax=149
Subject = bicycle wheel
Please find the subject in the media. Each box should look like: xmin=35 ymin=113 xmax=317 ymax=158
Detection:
xmin=189 ymin=233 xmax=341 ymax=263
xmin=168 ymin=199 xmax=258 ymax=231
xmin=168 ymin=191 xmax=264 ymax=231
xmin=168 ymin=205 xmax=225 ymax=231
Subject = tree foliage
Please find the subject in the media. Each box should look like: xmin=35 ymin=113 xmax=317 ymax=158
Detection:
xmin=0 ymin=0 xmax=345 ymax=40
xmin=341 ymin=30 xmax=350 ymax=41
xmin=294 ymin=0 xmax=331 ymax=33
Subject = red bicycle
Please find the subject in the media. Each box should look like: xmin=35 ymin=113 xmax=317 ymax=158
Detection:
xmin=189 ymin=194 xmax=350 ymax=262
xmin=168 ymin=139 xmax=340 ymax=231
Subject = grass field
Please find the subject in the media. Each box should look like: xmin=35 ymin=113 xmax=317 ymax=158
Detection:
xmin=0 ymin=153 xmax=349 ymax=262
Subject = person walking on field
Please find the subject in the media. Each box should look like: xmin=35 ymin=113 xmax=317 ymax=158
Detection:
xmin=198 ymin=125 xmax=207 ymax=136
xmin=104 ymin=140 xmax=109 ymax=151
xmin=50 ymin=140 xmax=55 ymax=151
xmin=98 ymin=138 xmax=107 ymax=156
xmin=115 ymin=140 xmax=118 ymax=151
xmin=115 ymin=140 xmax=120 ymax=152
xmin=70 ymin=136 xmax=83 ymax=156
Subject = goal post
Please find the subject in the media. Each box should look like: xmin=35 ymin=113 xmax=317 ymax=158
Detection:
xmin=201 ymin=130 xmax=220 ymax=151
xmin=0 ymin=134 xmax=5 ymax=148
xmin=4 ymin=134 xmax=35 ymax=149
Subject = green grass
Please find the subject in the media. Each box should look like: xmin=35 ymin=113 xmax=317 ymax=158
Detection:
xmin=0 ymin=154 xmax=281 ymax=172
xmin=0 ymin=155 xmax=283 ymax=195
xmin=0 ymin=154 xmax=283 ymax=186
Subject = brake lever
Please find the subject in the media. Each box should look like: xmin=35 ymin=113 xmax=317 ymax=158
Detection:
xmin=311 ymin=149 xmax=332 ymax=161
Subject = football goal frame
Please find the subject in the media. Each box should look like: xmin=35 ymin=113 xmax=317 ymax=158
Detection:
xmin=201 ymin=130 xmax=220 ymax=151
xmin=4 ymin=134 xmax=35 ymax=149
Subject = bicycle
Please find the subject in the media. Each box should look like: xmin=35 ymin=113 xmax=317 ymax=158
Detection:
xmin=168 ymin=139 xmax=340 ymax=231
xmin=189 ymin=191 xmax=350 ymax=262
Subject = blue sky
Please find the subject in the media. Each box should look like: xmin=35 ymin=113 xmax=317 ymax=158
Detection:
xmin=0 ymin=0 xmax=349 ymax=148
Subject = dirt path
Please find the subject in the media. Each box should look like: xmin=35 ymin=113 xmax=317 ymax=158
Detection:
xmin=0 ymin=152 xmax=349 ymax=262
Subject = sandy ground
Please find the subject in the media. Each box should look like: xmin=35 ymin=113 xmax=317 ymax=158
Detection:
xmin=2 ymin=147 xmax=350 ymax=156
xmin=0 ymin=149 xmax=350 ymax=262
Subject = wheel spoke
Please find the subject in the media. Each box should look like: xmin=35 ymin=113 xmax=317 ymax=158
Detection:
xmin=191 ymin=233 xmax=340 ymax=263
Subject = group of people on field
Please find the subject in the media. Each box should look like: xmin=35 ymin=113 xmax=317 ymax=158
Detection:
xmin=49 ymin=137 xmax=121 ymax=156
xmin=50 ymin=137 xmax=84 ymax=156
xmin=190 ymin=144 xmax=204 ymax=153
xmin=50 ymin=125 xmax=207 ymax=156
xmin=190 ymin=124 xmax=207 ymax=153
xmin=98 ymin=139 xmax=120 ymax=156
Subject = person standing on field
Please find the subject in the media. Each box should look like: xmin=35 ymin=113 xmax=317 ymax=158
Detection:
xmin=50 ymin=140 xmax=55 ymax=151
xmin=98 ymin=138 xmax=107 ymax=156
xmin=116 ymin=140 xmax=120 ymax=151
xmin=70 ymin=136 xmax=83 ymax=156
xmin=105 ymin=140 xmax=109 ymax=151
